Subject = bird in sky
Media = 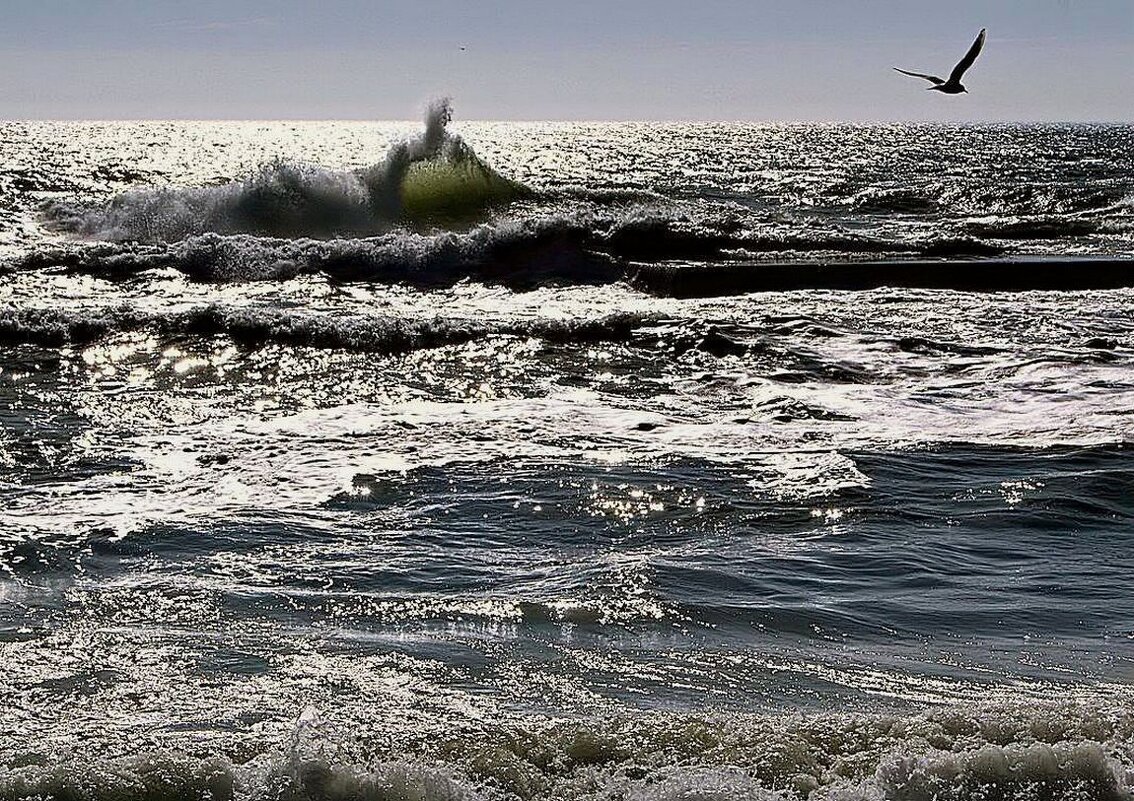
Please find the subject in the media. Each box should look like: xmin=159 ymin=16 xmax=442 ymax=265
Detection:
xmin=894 ymin=29 xmax=986 ymax=94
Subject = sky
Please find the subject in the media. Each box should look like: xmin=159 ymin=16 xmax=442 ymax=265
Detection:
xmin=0 ymin=0 xmax=1130 ymax=121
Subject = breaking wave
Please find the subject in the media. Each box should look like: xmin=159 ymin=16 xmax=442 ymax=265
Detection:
xmin=15 ymin=214 xmax=1012 ymax=291
xmin=0 ymin=304 xmax=650 ymax=353
xmin=16 ymin=117 xmax=1133 ymax=295
xmin=45 ymin=99 xmax=527 ymax=241
xmin=14 ymin=217 xmax=1134 ymax=294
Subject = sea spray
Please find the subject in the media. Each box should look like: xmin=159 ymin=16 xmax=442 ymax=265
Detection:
xmin=364 ymin=97 xmax=527 ymax=222
xmin=45 ymin=99 xmax=525 ymax=242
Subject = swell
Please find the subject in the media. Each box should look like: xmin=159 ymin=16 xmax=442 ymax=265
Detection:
xmin=842 ymin=182 xmax=1133 ymax=219
xmin=630 ymin=256 xmax=1134 ymax=297
xmin=966 ymin=217 xmax=1105 ymax=240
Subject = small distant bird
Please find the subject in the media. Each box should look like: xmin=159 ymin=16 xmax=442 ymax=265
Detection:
xmin=459 ymin=46 xmax=467 ymax=51
xmin=894 ymin=28 xmax=986 ymax=94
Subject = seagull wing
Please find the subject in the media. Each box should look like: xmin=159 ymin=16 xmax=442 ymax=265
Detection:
xmin=949 ymin=28 xmax=986 ymax=83
xmin=893 ymin=67 xmax=945 ymax=85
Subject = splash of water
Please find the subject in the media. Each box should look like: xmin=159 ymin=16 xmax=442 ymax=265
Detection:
xmin=46 ymin=99 xmax=526 ymax=242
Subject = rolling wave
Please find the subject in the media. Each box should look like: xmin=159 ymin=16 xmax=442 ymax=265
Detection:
xmin=13 ymin=215 xmax=1011 ymax=291
xmin=966 ymin=217 xmax=1103 ymax=240
xmin=0 ymin=304 xmax=649 ymax=353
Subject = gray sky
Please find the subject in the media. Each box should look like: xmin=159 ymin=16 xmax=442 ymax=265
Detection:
xmin=0 ymin=0 xmax=1130 ymax=120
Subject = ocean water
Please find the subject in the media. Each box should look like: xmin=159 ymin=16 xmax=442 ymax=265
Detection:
xmin=2 ymin=105 xmax=1134 ymax=800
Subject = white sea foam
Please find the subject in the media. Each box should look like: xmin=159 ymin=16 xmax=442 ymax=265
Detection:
xmin=2 ymin=705 xmax=1132 ymax=801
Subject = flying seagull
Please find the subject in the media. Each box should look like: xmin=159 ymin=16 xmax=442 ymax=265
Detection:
xmin=894 ymin=29 xmax=986 ymax=94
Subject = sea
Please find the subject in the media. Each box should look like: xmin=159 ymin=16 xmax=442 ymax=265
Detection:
xmin=1 ymin=102 xmax=1133 ymax=800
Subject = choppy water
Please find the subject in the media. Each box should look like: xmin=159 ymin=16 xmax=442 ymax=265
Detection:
xmin=2 ymin=108 xmax=1134 ymax=800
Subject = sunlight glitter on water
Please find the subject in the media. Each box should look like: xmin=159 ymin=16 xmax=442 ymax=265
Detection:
xmin=1 ymin=118 xmax=1133 ymax=799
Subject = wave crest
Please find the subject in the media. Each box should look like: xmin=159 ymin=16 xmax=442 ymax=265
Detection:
xmin=45 ymin=100 xmax=526 ymax=242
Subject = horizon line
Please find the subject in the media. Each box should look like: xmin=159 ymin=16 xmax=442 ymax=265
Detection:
xmin=2 ymin=116 xmax=1132 ymax=125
